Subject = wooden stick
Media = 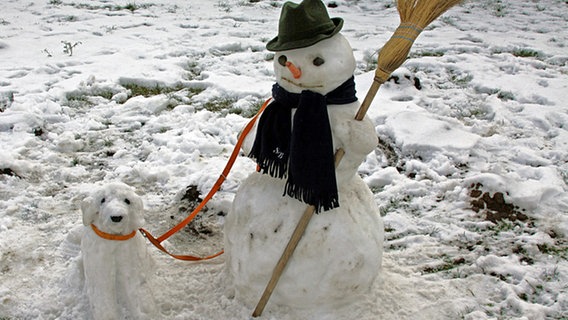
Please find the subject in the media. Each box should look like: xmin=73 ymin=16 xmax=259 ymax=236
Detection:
xmin=355 ymin=76 xmax=384 ymax=121
xmin=252 ymin=1 xmax=462 ymax=316
xmin=251 ymin=205 xmax=314 ymax=317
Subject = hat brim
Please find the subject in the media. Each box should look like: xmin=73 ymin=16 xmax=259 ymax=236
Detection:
xmin=266 ymin=17 xmax=343 ymax=52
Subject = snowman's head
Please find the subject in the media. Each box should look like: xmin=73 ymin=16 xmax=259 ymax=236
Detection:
xmin=274 ymin=33 xmax=356 ymax=95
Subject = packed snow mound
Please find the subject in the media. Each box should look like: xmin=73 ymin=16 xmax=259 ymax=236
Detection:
xmin=386 ymin=111 xmax=480 ymax=152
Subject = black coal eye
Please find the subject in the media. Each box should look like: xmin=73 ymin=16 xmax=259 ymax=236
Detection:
xmin=124 ymin=198 xmax=131 ymax=205
xmin=101 ymin=198 xmax=105 ymax=204
xmin=313 ymin=57 xmax=325 ymax=66
xmin=278 ymin=55 xmax=287 ymax=67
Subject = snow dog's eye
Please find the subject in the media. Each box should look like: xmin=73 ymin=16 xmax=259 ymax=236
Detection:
xmin=313 ymin=57 xmax=325 ymax=66
xmin=278 ymin=55 xmax=287 ymax=67
xmin=124 ymin=198 xmax=131 ymax=205
xmin=101 ymin=198 xmax=106 ymax=204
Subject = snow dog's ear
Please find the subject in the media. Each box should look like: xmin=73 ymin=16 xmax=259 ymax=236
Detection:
xmin=81 ymin=195 xmax=99 ymax=226
xmin=127 ymin=192 xmax=145 ymax=228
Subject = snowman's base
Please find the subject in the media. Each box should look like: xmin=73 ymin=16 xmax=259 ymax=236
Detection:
xmin=224 ymin=172 xmax=383 ymax=310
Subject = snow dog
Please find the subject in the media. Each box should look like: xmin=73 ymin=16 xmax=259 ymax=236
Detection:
xmin=81 ymin=182 xmax=157 ymax=320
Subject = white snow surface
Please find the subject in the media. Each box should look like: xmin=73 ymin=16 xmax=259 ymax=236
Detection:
xmin=1 ymin=0 xmax=567 ymax=319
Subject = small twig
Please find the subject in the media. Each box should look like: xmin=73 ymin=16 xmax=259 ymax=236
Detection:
xmin=61 ymin=41 xmax=82 ymax=56
xmin=42 ymin=48 xmax=53 ymax=57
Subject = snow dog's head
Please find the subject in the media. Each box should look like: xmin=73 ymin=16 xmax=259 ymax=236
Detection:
xmin=81 ymin=182 xmax=145 ymax=235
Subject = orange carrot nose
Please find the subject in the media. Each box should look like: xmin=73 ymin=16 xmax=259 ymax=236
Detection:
xmin=286 ymin=61 xmax=302 ymax=79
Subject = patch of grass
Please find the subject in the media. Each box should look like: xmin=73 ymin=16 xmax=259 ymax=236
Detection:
xmin=439 ymin=16 xmax=461 ymax=29
xmin=497 ymin=90 xmax=515 ymax=101
xmin=410 ymin=50 xmax=445 ymax=58
xmin=199 ymin=96 xmax=267 ymax=117
xmin=186 ymin=87 xmax=206 ymax=99
xmin=123 ymin=2 xmax=139 ymax=12
xmin=512 ymin=244 xmax=534 ymax=265
xmin=202 ymin=97 xmax=237 ymax=114
xmin=97 ymin=90 xmax=115 ymax=101
xmin=537 ymin=243 xmax=568 ymax=260
xmin=117 ymin=2 xmax=152 ymax=12
xmin=488 ymin=0 xmax=507 ymax=17
xmin=239 ymin=99 xmax=264 ymax=118
xmin=62 ymin=15 xmax=78 ymax=22
xmin=447 ymin=69 xmax=473 ymax=88
xmin=468 ymin=105 xmax=491 ymax=119
xmin=122 ymin=83 xmax=185 ymax=98
xmin=561 ymin=169 xmax=568 ymax=186
xmin=473 ymin=86 xmax=515 ymax=102
xmin=511 ymin=48 xmax=542 ymax=58
xmin=379 ymin=195 xmax=412 ymax=217
xmin=0 ymin=92 xmax=14 ymax=112
xmin=64 ymin=86 xmax=118 ymax=107
xmin=216 ymin=0 xmax=232 ymax=13
xmin=487 ymin=220 xmax=518 ymax=236
xmin=422 ymin=256 xmax=467 ymax=274
xmin=123 ymin=83 xmax=163 ymax=97
xmin=384 ymin=224 xmax=396 ymax=233
xmin=103 ymin=139 xmax=114 ymax=147
xmin=492 ymin=47 xmax=544 ymax=60
xmin=65 ymin=94 xmax=94 ymax=108
xmin=68 ymin=2 xmax=153 ymax=12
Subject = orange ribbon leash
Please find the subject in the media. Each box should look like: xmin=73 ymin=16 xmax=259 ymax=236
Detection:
xmin=140 ymin=98 xmax=271 ymax=261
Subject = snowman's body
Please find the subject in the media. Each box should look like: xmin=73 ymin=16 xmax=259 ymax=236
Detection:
xmin=224 ymin=34 xmax=384 ymax=310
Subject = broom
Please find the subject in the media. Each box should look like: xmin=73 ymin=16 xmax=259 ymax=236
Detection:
xmin=252 ymin=0 xmax=462 ymax=317
xmin=356 ymin=0 xmax=462 ymax=120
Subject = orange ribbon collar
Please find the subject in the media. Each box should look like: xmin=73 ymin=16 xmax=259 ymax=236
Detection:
xmin=91 ymin=224 xmax=137 ymax=241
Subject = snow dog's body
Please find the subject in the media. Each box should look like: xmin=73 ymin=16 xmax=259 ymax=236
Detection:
xmin=81 ymin=182 xmax=156 ymax=320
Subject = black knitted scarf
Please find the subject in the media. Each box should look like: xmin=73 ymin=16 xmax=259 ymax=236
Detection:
xmin=249 ymin=76 xmax=357 ymax=213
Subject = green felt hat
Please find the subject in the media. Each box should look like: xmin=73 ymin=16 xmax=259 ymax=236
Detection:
xmin=266 ymin=0 xmax=343 ymax=52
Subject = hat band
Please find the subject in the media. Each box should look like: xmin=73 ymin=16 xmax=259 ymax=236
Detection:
xmin=280 ymin=21 xmax=337 ymax=45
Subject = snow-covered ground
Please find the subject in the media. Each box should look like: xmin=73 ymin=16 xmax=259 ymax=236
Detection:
xmin=1 ymin=0 xmax=567 ymax=319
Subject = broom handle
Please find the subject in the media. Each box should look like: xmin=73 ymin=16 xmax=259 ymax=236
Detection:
xmin=252 ymin=149 xmax=345 ymax=317
xmin=355 ymin=72 xmax=387 ymax=121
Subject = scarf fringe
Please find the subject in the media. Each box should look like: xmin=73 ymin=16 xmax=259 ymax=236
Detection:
xmin=256 ymin=157 xmax=288 ymax=179
xmin=284 ymin=181 xmax=339 ymax=213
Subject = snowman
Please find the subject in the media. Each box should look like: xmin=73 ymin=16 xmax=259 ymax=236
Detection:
xmin=224 ymin=0 xmax=384 ymax=311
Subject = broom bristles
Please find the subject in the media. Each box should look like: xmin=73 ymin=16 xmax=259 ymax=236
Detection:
xmin=379 ymin=0 xmax=462 ymax=79
xmin=398 ymin=0 xmax=462 ymax=27
xmin=356 ymin=0 xmax=461 ymax=120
